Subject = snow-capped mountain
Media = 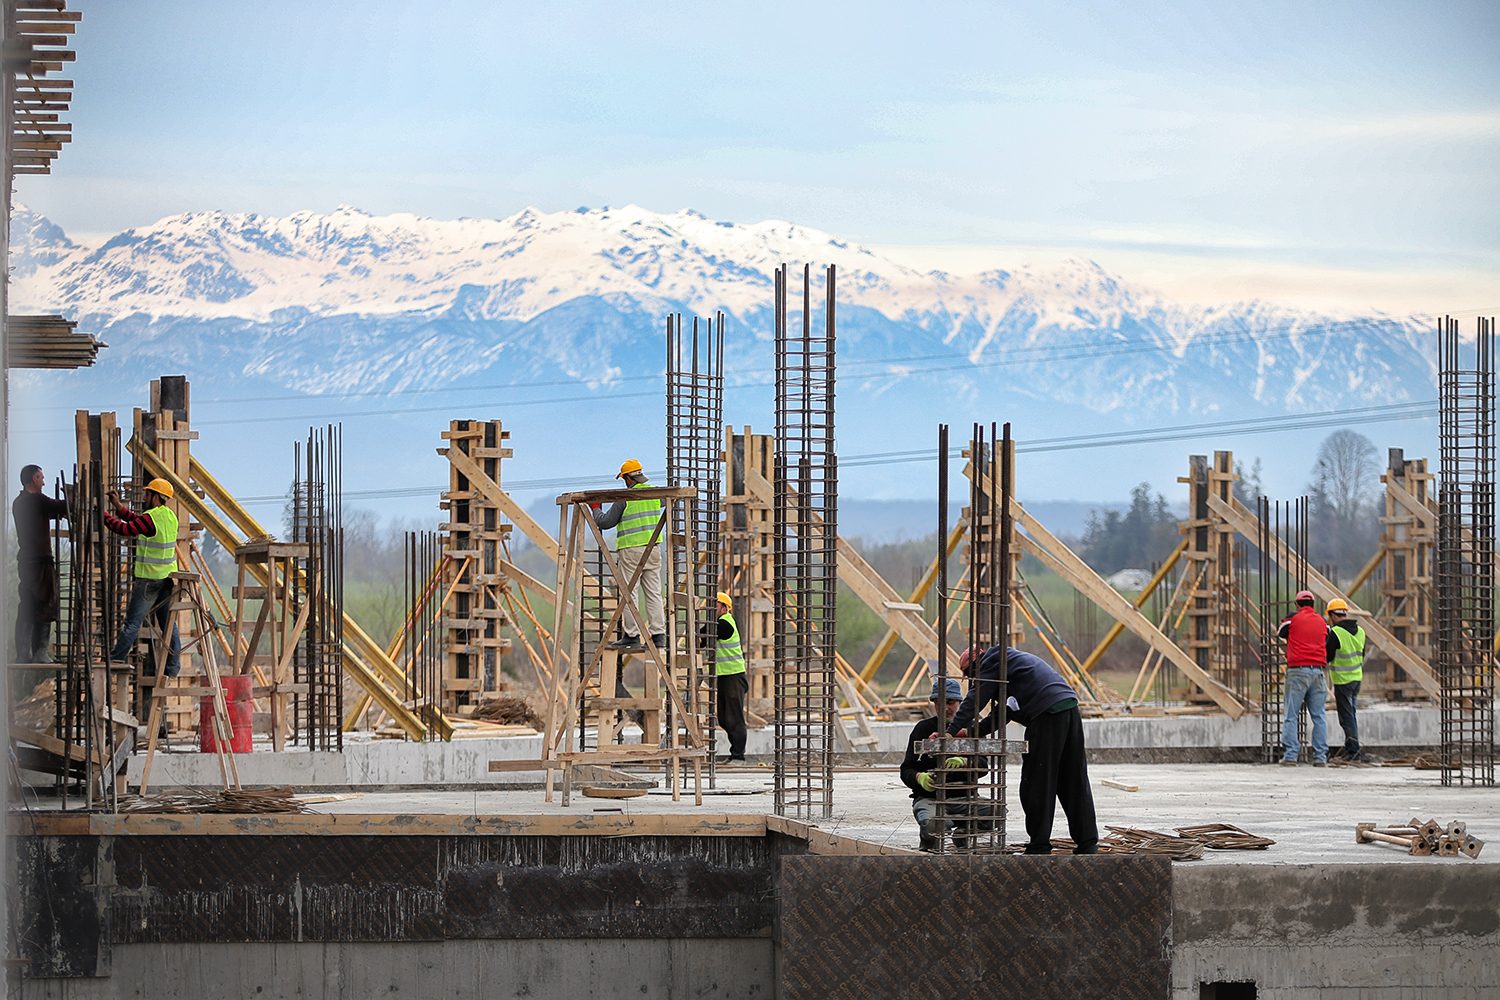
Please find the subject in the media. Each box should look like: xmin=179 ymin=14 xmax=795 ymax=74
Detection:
xmin=9 ymin=202 xmax=1434 ymax=415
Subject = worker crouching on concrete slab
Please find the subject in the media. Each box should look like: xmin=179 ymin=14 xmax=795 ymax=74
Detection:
xmin=595 ymin=459 xmax=666 ymax=651
xmin=104 ymin=479 xmax=181 ymax=683
xmin=952 ymin=646 xmax=1099 ymax=855
xmin=901 ymin=677 xmax=1000 ymax=851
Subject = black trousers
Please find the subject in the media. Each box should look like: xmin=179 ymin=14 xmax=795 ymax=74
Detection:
xmin=1019 ymin=706 xmax=1098 ymax=854
xmin=716 ymin=672 xmax=749 ymax=757
xmin=14 ymin=557 xmax=57 ymax=661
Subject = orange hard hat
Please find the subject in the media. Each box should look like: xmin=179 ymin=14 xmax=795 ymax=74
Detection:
xmin=617 ymin=459 xmax=643 ymax=478
xmin=1326 ymin=598 xmax=1349 ymax=613
xmin=144 ymin=478 xmax=174 ymax=500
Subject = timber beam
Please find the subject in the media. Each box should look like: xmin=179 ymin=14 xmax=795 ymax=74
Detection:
xmin=1205 ymin=493 xmax=1439 ymax=698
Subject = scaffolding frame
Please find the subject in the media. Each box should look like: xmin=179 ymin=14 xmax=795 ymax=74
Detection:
xmin=1436 ymin=315 xmax=1496 ymax=787
xmin=773 ymin=264 xmax=837 ymax=819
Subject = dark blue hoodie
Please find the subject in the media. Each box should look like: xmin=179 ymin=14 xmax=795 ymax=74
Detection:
xmin=949 ymin=646 xmax=1077 ymax=733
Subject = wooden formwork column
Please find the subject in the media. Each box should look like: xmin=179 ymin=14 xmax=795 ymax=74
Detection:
xmin=1378 ymin=448 xmax=1434 ymax=700
xmin=722 ymin=426 xmax=775 ymax=722
xmin=1177 ymin=452 xmax=1238 ymax=702
xmin=130 ymin=376 xmax=201 ymax=735
xmin=438 ymin=419 xmax=514 ymax=714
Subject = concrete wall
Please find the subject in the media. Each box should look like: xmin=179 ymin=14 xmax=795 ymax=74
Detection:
xmin=18 ymin=940 xmax=776 ymax=1000
xmin=1173 ymin=864 xmax=1500 ymax=999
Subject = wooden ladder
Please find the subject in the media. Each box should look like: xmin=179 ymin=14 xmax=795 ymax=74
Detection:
xmin=138 ymin=571 xmax=241 ymax=793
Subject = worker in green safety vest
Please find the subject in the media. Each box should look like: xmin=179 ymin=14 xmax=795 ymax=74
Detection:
xmin=703 ymin=591 xmax=748 ymax=762
xmin=595 ymin=459 xmax=665 ymax=651
xmin=105 ymin=478 xmax=182 ymax=686
xmin=1325 ymin=598 xmax=1367 ymax=762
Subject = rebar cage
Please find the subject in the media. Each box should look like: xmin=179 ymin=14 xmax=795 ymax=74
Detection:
xmin=926 ymin=422 xmax=1015 ymax=854
xmin=1257 ymin=497 xmax=1310 ymax=763
xmin=290 ymin=425 xmax=344 ymax=751
xmin=773 ymin=264 xmax=837 ymax=819
xmin=1436 ymin=315 xmax=1496 ymax=787
xmin=667 ymin=313 xmax=725 ymax=775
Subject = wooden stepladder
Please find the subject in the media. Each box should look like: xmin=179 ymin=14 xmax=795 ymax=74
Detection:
xmin=139 ymin=571 xmax=240 ymax=794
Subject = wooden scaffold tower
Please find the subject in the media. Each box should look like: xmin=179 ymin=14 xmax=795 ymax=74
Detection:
xmin=435 ymin=419 xmax=514 ymax=714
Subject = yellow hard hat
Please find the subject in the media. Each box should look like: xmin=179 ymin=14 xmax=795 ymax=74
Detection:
xmin=617 ymin=459 xmax=643 ymax=479
xmin=144 ymin=478 xmax=175 ymax=500
xmin=1326 ymin=598 xmax=1349 ymax=613
xmin=716 ymin=591 xmax=732 ymax=606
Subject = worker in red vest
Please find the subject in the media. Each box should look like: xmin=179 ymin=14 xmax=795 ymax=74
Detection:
xmin=1276 ymin=590 xmax=1329 ymax=766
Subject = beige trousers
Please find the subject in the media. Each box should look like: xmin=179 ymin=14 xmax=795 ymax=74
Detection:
xmin=614 ymin=544 xmax=665 ymax=637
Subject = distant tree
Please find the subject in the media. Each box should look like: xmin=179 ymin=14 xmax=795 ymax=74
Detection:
xmin=1233 ymin=457 xmax=1264 ymax=506
xmin=1079 ymin=483 xmax=1179 ymax=575
xmin=1306 ymin=430 xmax=1380 ymax=579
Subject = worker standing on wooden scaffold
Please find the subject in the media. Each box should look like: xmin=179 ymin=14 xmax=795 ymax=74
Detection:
xmin=952 ymin=646 xmax=1099 ymax=855
xmin=104 ymin=479 xmax=181 ymax=686
xmin=701 ymin=591 xmax=747 ymax=763
xmin=594 ymin=459 xmax=666 ymax=651
xmin=11 ymin=463 xmax=70 ymax=664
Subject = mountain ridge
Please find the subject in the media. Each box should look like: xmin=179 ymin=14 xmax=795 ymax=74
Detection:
xmin=8 ymin=202 xmax=1435 ymax=418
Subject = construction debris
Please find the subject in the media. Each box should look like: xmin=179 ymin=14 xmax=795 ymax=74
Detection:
xmin=1174 ymin=823 xmax=1275 ymax=849
xmin=1018 ymin=823 xmax=1276 ymax=860
xmin=474 ymin=696 xmax=544 ymax=729
xmin=1101 ymin=778 xmax=1138 ymax=792
xmin=117 ymin=786 xmax=309 ymax=814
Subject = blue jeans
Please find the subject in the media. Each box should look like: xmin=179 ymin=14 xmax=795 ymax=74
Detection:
xmin=109 ymin=577 xmax=180 ymax=676
xmin=1281 ymin=666 xmax=1328 ymax=762
xmin=1334 ymin=680 xmax=1361 ymax=757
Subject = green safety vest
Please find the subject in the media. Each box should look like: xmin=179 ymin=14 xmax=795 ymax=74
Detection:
xmin=616 ymin=482 xmax=662 ymax=549
xmin=715 ymin=612 xmax=746 ymax=676
xmin=135 ymin=504 xmax=179 ymax=580
xmin=1330 ymin=624 xmax=1366 ymax=685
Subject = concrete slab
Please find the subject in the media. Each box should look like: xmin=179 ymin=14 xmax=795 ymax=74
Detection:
xmin=215 ymin=761 xmax=1499 ymax=867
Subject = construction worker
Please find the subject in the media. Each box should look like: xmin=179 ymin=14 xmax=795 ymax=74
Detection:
xmin=1276 ymin=589 xmax=1329 ymax=766
xmin=952 ymin=645 xmax=1098 ymax=854
xmin=903 ymin=676 xmax=1000 ymax=851
xmin=705 ymin=591 xmax=748 ymax=762
xmin=595 ymin=460 xmax=665 ymax=650
xmin=1325 ymin=598 xmax=1367 ymax=762
xmin=12 ymin=464 xmax=69 ymax=663
xmin=104 ymin=479 xmax=181 ymax=683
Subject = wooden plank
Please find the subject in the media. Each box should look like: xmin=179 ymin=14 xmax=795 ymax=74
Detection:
xmin=1205 ymin=493 xmax=1439 ymax=697
xmin=10 ymin=813 xmax=769 ymax=838
xmin=487 ymin=759 xmax=565 ymax=771
xmin=554 ymin=485 xmax=696 ymax=505
xmin=1011 ymin=503 xmax=1250 ymax=718
xmin=441 ymin=445 xmax=562 ymax=560
xmin=10 ymin=725 xmax=102 ymax=764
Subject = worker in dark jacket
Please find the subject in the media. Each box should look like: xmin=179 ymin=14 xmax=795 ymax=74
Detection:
xmin=12 ymin=464 xmax=69 ymax=663
xmin=951 ymin=646 xmax=1098 ymax=855
xmin=901 ymin=677 xmax=998 ymax=851
xmin=1324 ymin=598 xmax=1366 ymax=762
xmin=1276 ymin=590 xmax=1329 ymax=765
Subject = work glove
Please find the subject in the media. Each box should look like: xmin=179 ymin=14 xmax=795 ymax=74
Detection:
xmin=917 ymin=772 xmax=935 ymax=793
xmin=944 ymin=756 xmax=965 ymax=769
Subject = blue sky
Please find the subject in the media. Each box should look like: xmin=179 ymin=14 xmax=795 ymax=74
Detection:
xmin=16 ymin=0 xmax=1499 ymax=314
